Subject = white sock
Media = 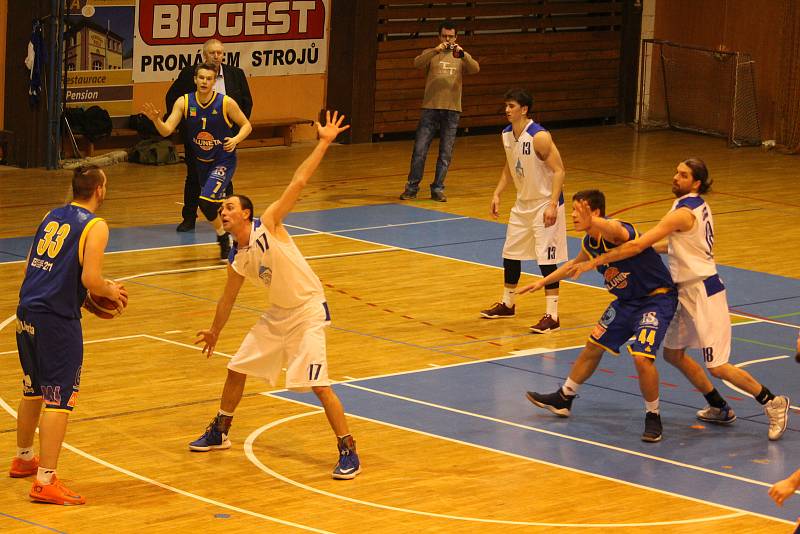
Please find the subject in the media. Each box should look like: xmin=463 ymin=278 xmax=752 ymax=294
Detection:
xmin=36 ymin=467 xmax=55 ymax=485
xmin=645 ymin=398 xmax=660 ymax=414
xmin=562 ymin=378 xmax=581 ymax=396
xmin=16 ymin=447 xmax=35 ymax=461
xmin=546 ymin=295 xmax=559 ymax=319
xmin=214 ymin=227 xmax=226 ymax=237
xmin=502 ymin=287 xmax=516 ymax=307
xmin=218 ymin=408 xmax=234 ymax=417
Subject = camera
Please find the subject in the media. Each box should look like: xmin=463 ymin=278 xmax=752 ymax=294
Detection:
xmin=446 ymin=43 xmax=463 ymax=58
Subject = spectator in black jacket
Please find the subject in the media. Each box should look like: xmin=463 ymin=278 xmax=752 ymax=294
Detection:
xmin=166 ymin=39 xmax=253 ymax=232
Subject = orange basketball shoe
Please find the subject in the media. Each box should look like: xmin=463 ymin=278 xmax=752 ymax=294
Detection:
xmin=30 ymin=475 xmax=86 ymax=505
xmin=9 ymin=456 xmax=39 ymax=478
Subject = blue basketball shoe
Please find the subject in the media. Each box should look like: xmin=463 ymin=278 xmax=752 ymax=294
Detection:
xmin=189 ymin=419 xmax=232 ymax=452
xmin=332 ymin=441 xmax=361 ymax=480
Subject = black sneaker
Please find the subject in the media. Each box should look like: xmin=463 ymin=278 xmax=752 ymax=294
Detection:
xmin=399 ymin=190 xmax=417 ymax=200
xmin=525 ymin=389 xmax=574 ymax=417
xmin=642 ymin=412 xmax=662 ymax=442
xmin=176 ymin=219 xmax=196 ymax=232
xmin=218 ymin=233 xmax=232 ymax=260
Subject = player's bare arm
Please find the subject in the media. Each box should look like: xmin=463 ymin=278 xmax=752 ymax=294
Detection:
xmin=569 ymin=208 xmax=694 ymax=279
xmin=261 ymin=111 xmax=349 ymax=232
xmin=491 ymin=162 xmax=512 ymax=219
xmin=534 ymin=131 xmax=565 ymax=227
xmin=141 ymin=97 xmax=184 ymax=137
xmin=574 ymin=200 xmax=630 ymax=245
xmin=222 ymin=97 xmax=253 ymax=152
xmin=81 ymin=220 xmax=125 ymax=306
xmin=518 ymin=249 xmax=589 ymax=295
xmin=195 ymin=265 xmax=245 ymax=357
xmin=769 ymin=468 xmax=800 ymax=507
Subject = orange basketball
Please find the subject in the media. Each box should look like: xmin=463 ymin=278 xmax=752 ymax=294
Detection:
xmin=83 ymin=292 xmax=125 ymax=319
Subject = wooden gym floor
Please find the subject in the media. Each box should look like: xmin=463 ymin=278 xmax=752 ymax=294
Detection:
xmin=0 ymin=124 xmax=798 ymax=533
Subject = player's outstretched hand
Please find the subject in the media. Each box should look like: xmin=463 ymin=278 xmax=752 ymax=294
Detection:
xmin=317 ymin=110 xmax=350 ymax=143
xmin=141 ymin=102 xmax=161 ymax=122
xmin=573 ymin=199 xmax=593 ymax=230
xmin=195 ymin=329 xmax=219 ymax=358
xmin=769 ymin=476 xmax=799 ymax=507
xmin=518 ymin=280 xmax=545 ymax=295
xmin=567 ymin=260 xmax=594 ymax=280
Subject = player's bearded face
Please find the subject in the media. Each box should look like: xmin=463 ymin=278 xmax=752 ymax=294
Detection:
xmin=672 ymin=163 xmax=696 ymax=196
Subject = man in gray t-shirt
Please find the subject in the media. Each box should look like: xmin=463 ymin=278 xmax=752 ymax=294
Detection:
xmin=400 ymin=20 xmax=479 ymax=202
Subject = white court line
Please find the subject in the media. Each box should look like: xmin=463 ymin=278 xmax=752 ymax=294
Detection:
xmin=246 ymin=404 xmax=758 ymax=527
xmin=285 ymin=215 xmax=469 ymax=234
xmin=0 ymin=398 xmax=331 ymax=534
xmin=721 ymin=355 xmax=799 ymax=410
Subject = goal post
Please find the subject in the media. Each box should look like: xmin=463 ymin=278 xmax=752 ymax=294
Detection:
xmin=637 ymin=39 xmax=761 ymax=147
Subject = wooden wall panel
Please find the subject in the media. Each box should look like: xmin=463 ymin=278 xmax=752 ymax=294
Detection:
xmin=653 ymin=0 xmax=786 ymax=140
xmin=374 ymin=1 xmax=631 ymax=136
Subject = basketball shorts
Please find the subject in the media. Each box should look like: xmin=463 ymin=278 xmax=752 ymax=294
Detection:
xmin=228 ymin=300 xmax=332 ymax=392
xmin=589 ymin=290 xmax=677 ymax=359
xmin=196 ymin=152 xmax=237 ymax=203
xmin=502 ymin=199 xmax=568 ymax=265
xmin=664 ymin=274 xmax=731 ymax=368
xmin=15 ymin=306 xmax=83 ymax=412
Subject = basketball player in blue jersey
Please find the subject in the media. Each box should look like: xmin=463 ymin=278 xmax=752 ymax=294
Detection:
xmin=142 ymin=62 xmax=252 ymax=260
xmin=190 ymin=111 xmax=361 ymax=479
xmin=480 ymin=88 xmax=567 ymax=333
xmin=571 ymin=159 xmax=791 ymax=441
xmin=518 ymin=190 xmax=678 ymax=441
xmin=11 ymin=165 xmax=127 ymax=505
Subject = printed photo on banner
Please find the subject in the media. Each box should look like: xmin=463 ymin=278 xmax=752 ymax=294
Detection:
xmin=133 ymin=0 xmax=330 ymax=83
xmin=65 ymin=0 xmax=135 ymax=118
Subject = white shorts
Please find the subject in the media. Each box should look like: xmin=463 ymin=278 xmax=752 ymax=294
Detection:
xmin=664 ymin=275 xmax=731 ymax=368
xmin=228 ymin=300 xmax=331 ymax=392
xmin=502 ymin=199 xmax=568 ymax=264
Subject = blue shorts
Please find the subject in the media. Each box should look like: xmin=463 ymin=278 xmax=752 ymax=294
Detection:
xmin=16 ymin=307 xmax=83 ymax=412
xmin=196 ymin=152 xmax=237 ymax=202
xmin=588 ymin=291 xmax=677 ymax=359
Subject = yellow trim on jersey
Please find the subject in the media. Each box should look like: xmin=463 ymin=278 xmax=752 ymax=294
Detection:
xmin=627 ymin=346 xmax=657 ymax=360
xmin=78 ymin=217 xmax=103 ymax=266
xmin=222 ymin=95 xmax=233 ymax=127
xmin=196 ymin=157 xmax=215 ymax=163
xmin=198 ymin=195 xmax=224 ymax=203
xmin=183 ymin=94 xmax=188 ymax=119
xmin=43 ymin=407 xmax=73 ymax=413
xmin=197 ymin=91 xmax=217 ymax=109
xmin=587 ymin=336 xmax=620 ymax=355
xmin=22 ymin=395 xmax=43 ymax=400
xmin=647 ymin=287 xmax=672 ymax=296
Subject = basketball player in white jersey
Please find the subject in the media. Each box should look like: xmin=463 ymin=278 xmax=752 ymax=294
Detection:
xmin=570 ymin=158 xmax=790 ymax=440
xmin=481 ymin=88 xmax=568 ymax=333
xmin=190 ymin=111 xmax=361 ymax=479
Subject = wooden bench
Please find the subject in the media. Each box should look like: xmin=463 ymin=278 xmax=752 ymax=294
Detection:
xmin=66 ymin=117 xmax=314 ymax=158
xmin=238 ymin=117 xmax=315 ymax=149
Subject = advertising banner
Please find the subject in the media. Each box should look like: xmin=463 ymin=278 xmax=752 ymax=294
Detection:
xmin=64 ymin=0 xmax=135 ymax=117
xmin=133 ymin=0 xmax=330 ymax=83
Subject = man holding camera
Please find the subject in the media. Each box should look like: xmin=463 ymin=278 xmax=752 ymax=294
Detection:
xmin=400 ymin=21 xmax=480 ymax=202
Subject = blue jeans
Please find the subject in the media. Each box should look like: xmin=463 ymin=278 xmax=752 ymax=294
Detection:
xmin=404 ymin=109 xmax=460 ymax=194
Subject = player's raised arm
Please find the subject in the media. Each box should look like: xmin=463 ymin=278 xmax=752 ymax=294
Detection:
xmin=261 ymin=111 xmax=349 ymax=229
xmin=142 ymin=97 xmax=185 ymax=138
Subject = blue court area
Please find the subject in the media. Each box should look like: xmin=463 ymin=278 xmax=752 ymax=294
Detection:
xmin=2 ymin=204 xmax=798 ymax=522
